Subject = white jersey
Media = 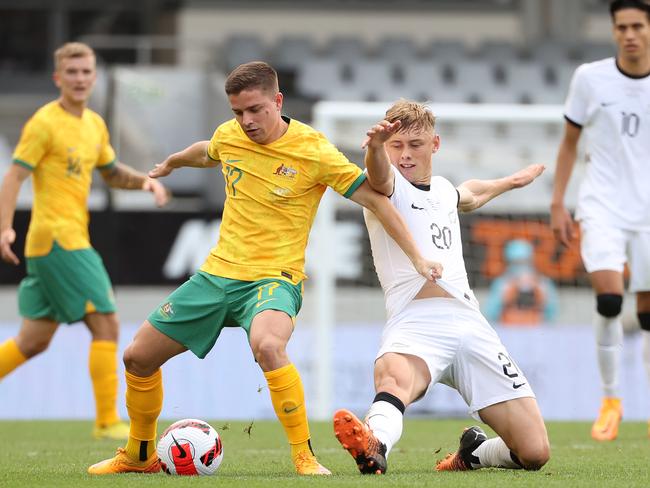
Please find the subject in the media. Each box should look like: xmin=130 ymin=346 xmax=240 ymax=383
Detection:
xmin=564 ymin=57 xmax=650 ymax=230
xmin=364 ymin=168 xmax=478 ymax=319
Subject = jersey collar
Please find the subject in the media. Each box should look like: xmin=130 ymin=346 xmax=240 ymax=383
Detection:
xmin=410 ymin=182 xmax=430 ymax=191
xmin=615 ymin=58 xmax=650 ymax=79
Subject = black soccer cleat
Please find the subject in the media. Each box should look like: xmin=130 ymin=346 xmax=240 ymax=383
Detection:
xmin=435 ymin=426 xmax=487 ymax=471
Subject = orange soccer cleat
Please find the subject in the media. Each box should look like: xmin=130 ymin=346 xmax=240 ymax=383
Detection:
xmin=87 ymin=448 xmax=161 ymax=475
xmin=591 ymin=397 xmax=622 ymax=441
xmin=333 ymin=408 xmax=387 ymax=474
xmin=435 ymin=426 xmax=487 ymax=471
xmin=293 ymin=450 xmax=331 ymax=475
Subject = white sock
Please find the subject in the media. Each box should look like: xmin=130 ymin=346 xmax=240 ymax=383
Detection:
xmin=594 ymin=313 xmax=623 ymax=398
xmin=366 ymin=400 xmax=403 ymax=456
xmin=641 ymin=330 xmax=650 ymax=386
xmin=471 ymin=437 xmax=521 ymax=469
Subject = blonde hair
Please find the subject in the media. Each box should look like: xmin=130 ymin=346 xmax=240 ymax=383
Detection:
xmin=385 ymin=99 xmax=436 ymax=134
xmin=54 ymin=42 xmax=95 ymax=70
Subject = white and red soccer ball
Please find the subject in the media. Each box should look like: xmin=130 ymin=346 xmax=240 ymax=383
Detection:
xmin=157 ymin=418 xmax=224 ymax=475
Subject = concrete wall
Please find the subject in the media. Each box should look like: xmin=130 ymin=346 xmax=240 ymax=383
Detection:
xmin=176 ymin=9 xmax=523 ymax=67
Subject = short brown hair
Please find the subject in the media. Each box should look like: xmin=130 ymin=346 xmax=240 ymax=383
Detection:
xmin=225 ymin=61 xmax=279 ymax=96
xmin=54 ymin=42 xmax=95 ymax=70
xmin=385 ymin=99 xmax=436 ymax=134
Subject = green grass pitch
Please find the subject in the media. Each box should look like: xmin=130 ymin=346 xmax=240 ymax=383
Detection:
xmin=1 ymin=419 xmax=649 ymax=487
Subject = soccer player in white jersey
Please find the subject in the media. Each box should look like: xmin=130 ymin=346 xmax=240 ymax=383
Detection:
xmin=332 ymin=100 xmax=549 ymax=474
xmin=550 ymin=0 xmax=650 ymax=441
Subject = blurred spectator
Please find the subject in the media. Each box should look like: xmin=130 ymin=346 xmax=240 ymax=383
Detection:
xmin=485 ymin=239 xmax=558 ymax=326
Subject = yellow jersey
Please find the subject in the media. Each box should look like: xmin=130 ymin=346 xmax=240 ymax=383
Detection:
xmin=13 ymin=101 xmax=116 ymax=257
xmin=202 ymin=117 xmax=365 ymax=284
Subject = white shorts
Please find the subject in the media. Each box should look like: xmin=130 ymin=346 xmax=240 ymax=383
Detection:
xmin=376 ymin=298 xmax=535 ymax=421
xmin=580 ymin=219 xmax=650 ymax=292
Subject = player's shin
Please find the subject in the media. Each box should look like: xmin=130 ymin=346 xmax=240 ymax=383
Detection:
xmin=263 ymin=363 xmax=311 ymax=459
xmin=124 ymin=369 xmax=163 ymax=461
xmin=594 ymin=313 xmax=623 ymax=397
xmin=639 ymin=314 xmax=650 ymax=383
xmin=471 ymin=437 xmax=522 ymax=469
xmin=366 ymin=392 xmax=405 ymax=456
xmin=89 ymin=340 xmax=120 ymax=427
xmin=640 ymin=313 xmax=650 ymax=437
xmin=0 ymin=338 xmax=27 ymax=378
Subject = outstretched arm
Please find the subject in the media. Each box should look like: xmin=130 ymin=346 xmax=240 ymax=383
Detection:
xmin=0 ymin=164 xmax=31 ymax=265
xmin=362 ymin=119 xmax=401 ymax=196
xmin=349 ymin=180 xmax=442 ymax=281
xmin=457 ymin=164 xmax=545 ymax=213
xmin=100 ymin=162 xmax=170 ymax=207
xmin=550 ymin=121 xmax=581 ymax=247
xmin=148 ymin=140 xmax=218 ymax=179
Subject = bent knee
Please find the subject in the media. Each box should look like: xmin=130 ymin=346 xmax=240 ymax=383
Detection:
xmin=16 ymin=337 xmax=50 ymax=358
xmin=252 ymin=339 xmax=287 ymax=368
xmin=518 ymin=442 xmax=551 ymax=470
xmin=123 ymin=344 xmax=156 ymax=376
xmin=597 ymin=294 xmax=622 ymax=318
xmin=375 ymin=376 xmax=399 ymax=394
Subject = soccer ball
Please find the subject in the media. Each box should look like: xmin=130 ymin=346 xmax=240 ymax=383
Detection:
xmin=157 ymin=418 xmax=224 ymax=475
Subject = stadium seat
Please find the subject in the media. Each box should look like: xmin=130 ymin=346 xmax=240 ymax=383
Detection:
xmin=449 ymin=61 xmax=511 ymax=103
xmin=399 ymin=61 xmax=446 ymax=102
xmin=475 ymin=40 xmax=523 ymax=63
xmin=270 ymin=36 xmax=317 ymax=71
xmin=577 ymin=41 xmax=615 ymax=63
xmin=296 ymin=59 xmax=343 ymax=99
xmin=222 ymin=35 xmax=267 ymax=70
xmin=349 ymin=61 xmax=399 ymax=101
xmin=374 ymin=37 xmax=420 ymax=62
xmin=525 ymin=40 xmax=573 ymax=64
xmin=425 ymin=39 xmax=470 ymax=63
xmin=323 ymin=37 xmax=367 ymax=63
xmin=502 ymin=61 xmax=552 ymax=104
xmin=296 ymin=59 xmax=366 ymax=101
xmin=551 ymin=61 xmax=580 ymax=93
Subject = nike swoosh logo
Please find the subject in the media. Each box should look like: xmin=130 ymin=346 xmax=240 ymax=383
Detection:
xmin=600 ymin=101 xmax=618 ymax=107
xmin=171 ymin=433 xmax=187 ymax=458
xmin=411 ymin=203 xmax=425 ymax=210
xmin=226 ymin=159 xmax=242 ymax=163
xmin=256 ymin=298 xmax=277 ymax=308
xmin=283 ymin=404 xmax=302 ymax=414
xmin=513 ymin=382 xmax=527 ymax=389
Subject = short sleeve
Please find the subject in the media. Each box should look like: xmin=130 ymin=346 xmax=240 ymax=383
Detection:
xmin=317 ymin=135 xmax=365 ymax=198
xmin=207 ymin=128 xmax=221 ymax=162
xmin=564 ymin=65 xmax=590 ymax=127
xmin=12 ymin=115 xmax=51 ymax=170
xmin=96 ymin=117 xmax=116 ymax=170
xmin=432 ymin=176 xmax=458 ymax=208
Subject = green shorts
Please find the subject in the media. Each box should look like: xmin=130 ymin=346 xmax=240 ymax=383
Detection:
xmin=148 ymin=271 xmax=302 ymax=359
xmin=18 ymin=241 xmax=116 ymax=324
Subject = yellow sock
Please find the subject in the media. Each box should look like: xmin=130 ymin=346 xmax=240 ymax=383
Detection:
xmin=124 ymin=369 xmax=163 ymax=461
xmin=0 ymin=338 xmax=27 ymax=379
xmin=89 ymin=340 xmax=120 ymax=428
xmin=264 ymin=363 xmax=312 ymax=462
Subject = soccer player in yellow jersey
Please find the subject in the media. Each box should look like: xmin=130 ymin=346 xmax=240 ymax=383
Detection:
xmin=0 ymin=42 xmax=168 ymax=440
xmin=88 ymin=61 xmax=441 ymax=476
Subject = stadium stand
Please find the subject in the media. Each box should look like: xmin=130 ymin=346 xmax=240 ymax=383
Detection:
xmin=0 ymin=2 xmax=616 ymax=231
